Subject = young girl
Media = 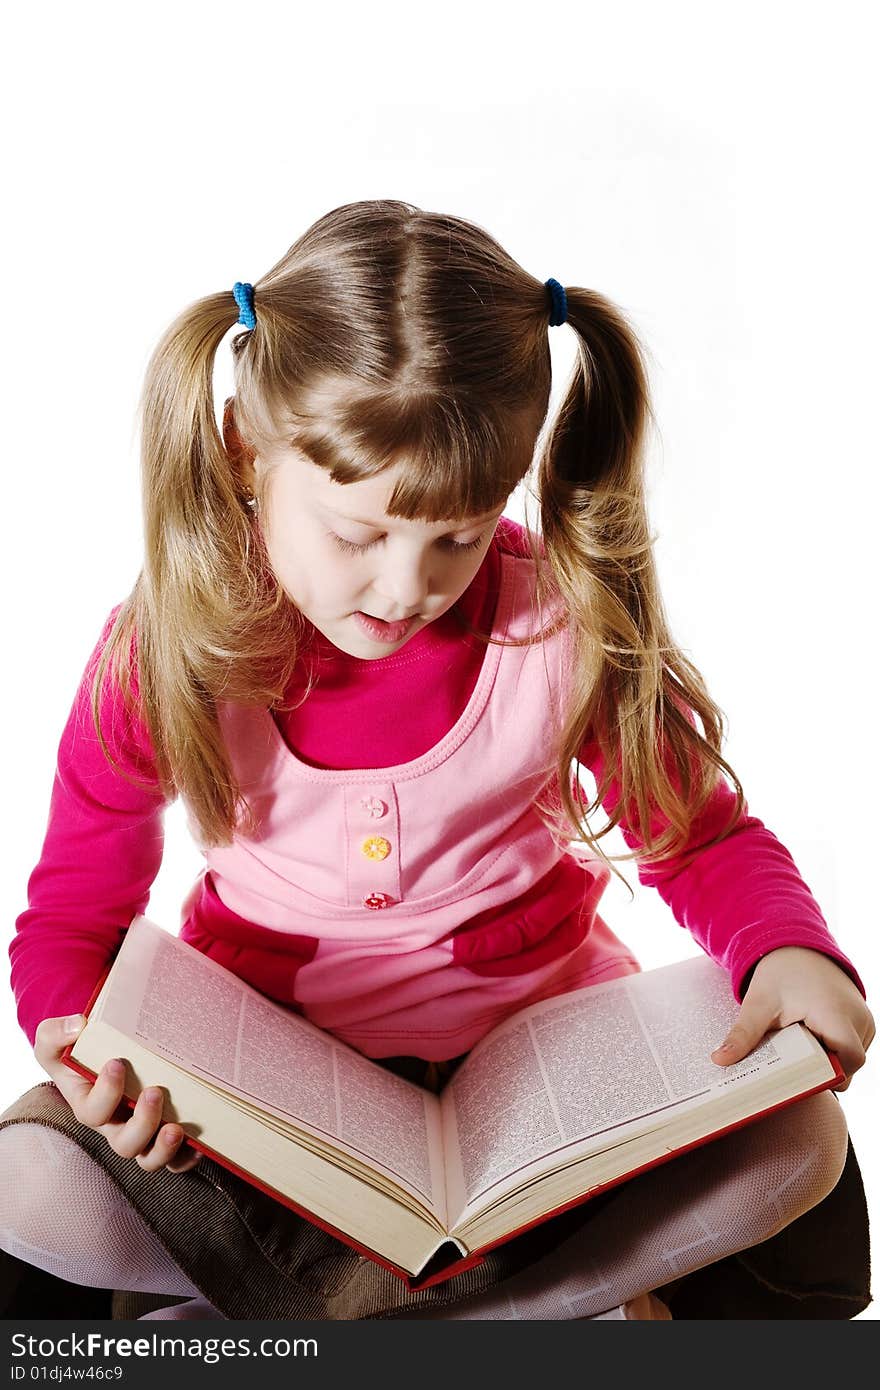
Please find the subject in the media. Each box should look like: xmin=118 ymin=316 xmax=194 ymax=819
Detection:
xmin=1 ymin=200 xmax=873 ymax=1322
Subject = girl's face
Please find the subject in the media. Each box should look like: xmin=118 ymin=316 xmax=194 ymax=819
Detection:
xmin=254 ymin=444 xmax=506 ymax=659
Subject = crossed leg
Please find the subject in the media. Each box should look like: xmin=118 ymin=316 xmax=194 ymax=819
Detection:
xmin=0 ymin=1090 xmax=848 ymax=1320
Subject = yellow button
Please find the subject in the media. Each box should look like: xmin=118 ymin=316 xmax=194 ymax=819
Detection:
xmin=361 ymin=835 xmax=391 ymax=861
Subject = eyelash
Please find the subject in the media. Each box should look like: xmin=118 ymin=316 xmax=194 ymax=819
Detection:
xmin=329 ymin=532 xmax=486 ymax=556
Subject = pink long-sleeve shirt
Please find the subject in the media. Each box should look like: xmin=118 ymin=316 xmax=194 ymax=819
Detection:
xmin=9 ymin=518 xmax=866 ymax=1049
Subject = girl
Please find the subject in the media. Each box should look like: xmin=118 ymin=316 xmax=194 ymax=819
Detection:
xmin=1 ymin=200 xmax=873 ymax=1322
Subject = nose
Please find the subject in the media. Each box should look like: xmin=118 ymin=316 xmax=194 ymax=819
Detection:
xmin=371 ymin=546 xmax=434 ymax=617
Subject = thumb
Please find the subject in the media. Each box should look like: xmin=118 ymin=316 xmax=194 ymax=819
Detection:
xmin=34 ymin=1013 xmax=84 ymax=1059
xmin=711 ymin=1007 xmax=769 ymax=1065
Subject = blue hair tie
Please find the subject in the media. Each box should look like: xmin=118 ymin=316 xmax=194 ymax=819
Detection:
xmin=233 ymin=281 xmax=256 ymax=330
xmin=234 ymin=276 xmax=564 ymax=330
xmin=545 ymin=278 xmax=567 ymax=327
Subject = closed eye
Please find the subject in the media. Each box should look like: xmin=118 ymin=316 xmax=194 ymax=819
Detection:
xmin=329 ymin=532 xmax=487 ymax=555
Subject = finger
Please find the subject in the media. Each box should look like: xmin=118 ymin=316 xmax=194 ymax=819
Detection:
xmin=711 ymin=1004 xmax=774 ymax=1065
xmin=34 ymin=1016 xmax=95 ymax=1108
xmin=165 ymin=1141 xmax=202 ymax=1174
xmin=34 ymin=1014 xmax=84 ymax=1066
xmin=135 ymin=1122 xmax=189 ymax=1173
xmin=76 ymin=1058 xmax=135 ymax=1130
xmin=109 ymin=1085 xmax=168 ymax=1160
xmin=825 ymin=1024 xmax=867 ymax=1090
xmin=140 ymin=1128 xmax=201 ymax=1174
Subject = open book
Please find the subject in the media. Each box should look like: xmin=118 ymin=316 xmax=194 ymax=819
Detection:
xmin=63 ymin=915 xmax=842 ymax=1291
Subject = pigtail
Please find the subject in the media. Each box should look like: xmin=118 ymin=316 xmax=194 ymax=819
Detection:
xmin=89 ymin=290 xmax=306 ymax=847
xmin=532 ymin=287 xmax=745 ymax=890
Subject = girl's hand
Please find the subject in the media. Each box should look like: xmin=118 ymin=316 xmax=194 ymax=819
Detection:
xmin=34 ymin=1015 xmax=202 ymax=1173
xmin=710 ymin=947 xmax=875 ymax=1091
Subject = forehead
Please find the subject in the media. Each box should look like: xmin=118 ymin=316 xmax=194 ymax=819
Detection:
xmin=290 ymin=451 xmax=501 ymax=529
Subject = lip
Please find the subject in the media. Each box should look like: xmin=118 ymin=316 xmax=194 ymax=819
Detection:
xmin=353 ymin=611 xmax=414 ymax=643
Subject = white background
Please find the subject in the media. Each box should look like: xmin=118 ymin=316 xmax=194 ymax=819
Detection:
xmin=1 ymin=0 xmax=877 ymax=1318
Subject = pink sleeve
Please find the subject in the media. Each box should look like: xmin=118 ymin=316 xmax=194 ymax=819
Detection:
xmin=577 ymin=727 xmax=867 ymax=1004
xmin=9 ymin=606 xmax=171 ymax=1047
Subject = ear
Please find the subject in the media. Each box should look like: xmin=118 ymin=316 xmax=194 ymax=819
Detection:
xmin=222 ymin=396 xmax=257 ymax=488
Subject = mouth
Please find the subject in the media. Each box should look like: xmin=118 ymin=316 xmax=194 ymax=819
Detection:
xmin=353 ymin=611 xmax=415 ymax=643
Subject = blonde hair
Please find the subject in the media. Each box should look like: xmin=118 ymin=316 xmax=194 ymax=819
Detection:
xmin=92 ymin=199 xmax=744 ymax=888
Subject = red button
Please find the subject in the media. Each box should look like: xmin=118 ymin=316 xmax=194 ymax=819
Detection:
xmin=363 ymin=891 xmax=393 ymax=910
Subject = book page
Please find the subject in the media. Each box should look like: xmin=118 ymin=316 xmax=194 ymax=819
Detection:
xmin=441 ymin=954 xmax=807 ymax=1214
xmin=92 ymin=917 xmax=446 ymax=1217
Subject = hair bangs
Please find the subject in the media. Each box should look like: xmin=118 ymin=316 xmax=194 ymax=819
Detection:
xmin=266 ymin=380 xmax=535 ymax=524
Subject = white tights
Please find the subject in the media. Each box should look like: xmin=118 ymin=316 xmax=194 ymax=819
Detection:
xmin=0 ymin=1091 xmax=848 ymax=1320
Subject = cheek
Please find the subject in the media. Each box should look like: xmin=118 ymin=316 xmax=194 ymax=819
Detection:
xmin=264 ymin=527 xmax=359 ymax=606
